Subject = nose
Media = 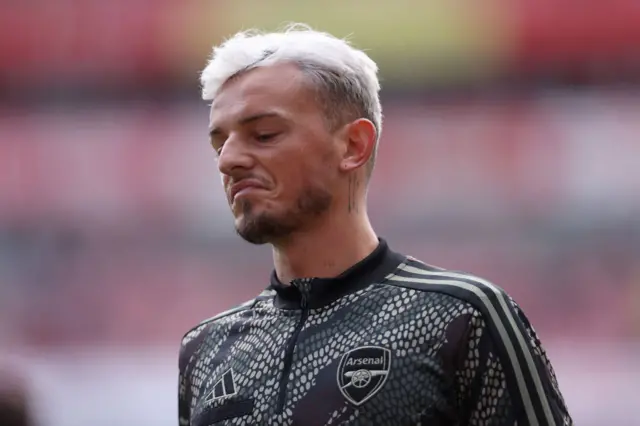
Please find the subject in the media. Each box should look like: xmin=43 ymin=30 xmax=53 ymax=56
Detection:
xmin=217 ymin=136 xmax=254 ymax=176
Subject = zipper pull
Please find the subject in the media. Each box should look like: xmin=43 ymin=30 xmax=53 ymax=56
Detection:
xmin=292 ymin=278 xmax=312 ymax=310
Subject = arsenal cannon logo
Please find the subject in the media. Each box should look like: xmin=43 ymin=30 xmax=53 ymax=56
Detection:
xmin=336 ymin=345 xmax=391 ymax=406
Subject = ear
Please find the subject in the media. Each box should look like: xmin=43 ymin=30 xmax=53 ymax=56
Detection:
xmin=339 ymin=118 xmax=377 ymax=173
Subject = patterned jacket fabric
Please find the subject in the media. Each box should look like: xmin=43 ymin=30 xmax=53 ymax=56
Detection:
xmin=178 ymin=240 xmax=572 ymax=426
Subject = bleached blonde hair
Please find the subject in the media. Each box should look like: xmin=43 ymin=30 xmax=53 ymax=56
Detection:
xmin=200 ymin=23 xmax=383 ymax=174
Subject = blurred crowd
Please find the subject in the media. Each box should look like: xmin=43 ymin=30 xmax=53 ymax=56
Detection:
xmin=1 ymin=99 xmax=639 ymax=350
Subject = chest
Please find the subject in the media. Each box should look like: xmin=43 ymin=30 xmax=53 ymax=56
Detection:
xmin=186 ymin=296 xmax=463 ymax=425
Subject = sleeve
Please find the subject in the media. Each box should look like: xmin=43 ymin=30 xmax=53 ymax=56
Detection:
xmin=178 ymin=334 xmax=193 ymax=426
xmin=178 ymin=323 xmax=210 ymax=426
xmin=454 ymin=301 xmax=573 ymax=426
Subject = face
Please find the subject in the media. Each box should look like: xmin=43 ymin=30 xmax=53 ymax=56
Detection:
xmin=209 ymin=64 xmax=341 ymax=245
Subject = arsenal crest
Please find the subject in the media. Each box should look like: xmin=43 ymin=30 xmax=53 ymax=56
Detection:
xmin=336 ymin=346 xmax=391 ymax=406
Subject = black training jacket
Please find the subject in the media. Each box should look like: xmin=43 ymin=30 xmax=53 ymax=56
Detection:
xmin=178 ymin=240 xmax=572 ymax=426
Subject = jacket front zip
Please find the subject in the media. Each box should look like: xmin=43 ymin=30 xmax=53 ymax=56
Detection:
xmin=276 ymin=281 xmax=310 ymax=413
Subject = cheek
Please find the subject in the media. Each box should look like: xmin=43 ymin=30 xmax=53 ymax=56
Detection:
xmin=291 ymin=162 xmax=336 ymax=195
xmin=269 ymin=165 xmax=306 ymax=202
xmin=309 ymin=153 xmax=340 ymax=185
xmin=270 ymin=138 xmax=339 ymax=195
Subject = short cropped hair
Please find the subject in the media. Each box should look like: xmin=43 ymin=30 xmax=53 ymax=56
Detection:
xmin=200 ymin=23 xmax=383 ymax=175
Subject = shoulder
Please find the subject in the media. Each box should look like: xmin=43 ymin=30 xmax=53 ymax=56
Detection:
xmin=385 ymin=256 xmax=550 ymax=368
xmin=383 ymin=255 xmax=523 ymax=329
xmin=178 ymin=289 xmax=275 ymax=370
xmin=180 ymin=299 xmax=251 ymax=345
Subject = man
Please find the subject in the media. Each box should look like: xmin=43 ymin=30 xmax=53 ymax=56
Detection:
xmin=178 ymin=24 xmax=572 ymax=426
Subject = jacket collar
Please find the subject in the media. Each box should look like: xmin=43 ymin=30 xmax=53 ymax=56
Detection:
xmin=269 ymin=238 xmax=406 ymax=310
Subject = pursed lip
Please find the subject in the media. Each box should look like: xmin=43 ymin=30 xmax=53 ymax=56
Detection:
xmin=228 ymin=179 xmax=267 ymax=201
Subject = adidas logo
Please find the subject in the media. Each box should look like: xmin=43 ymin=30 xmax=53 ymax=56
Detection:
xmin=205 ymin=369 xmax=237 ymax=402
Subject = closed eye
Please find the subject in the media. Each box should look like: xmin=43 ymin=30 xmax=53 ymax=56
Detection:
xmin=210 ymin=131 xmax=226 ymax=155
xmin=211 ymin=141 xmax=224 ymax=156
xmin=255 ymin=133 xmax=279 ymax=143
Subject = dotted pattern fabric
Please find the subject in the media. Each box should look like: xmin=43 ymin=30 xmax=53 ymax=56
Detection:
xmin=178 ymin=268 xmax=571 ymax=426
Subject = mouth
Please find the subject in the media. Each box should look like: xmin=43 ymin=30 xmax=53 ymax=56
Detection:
xmin=229 ymin=180 xmax=267 ymax=202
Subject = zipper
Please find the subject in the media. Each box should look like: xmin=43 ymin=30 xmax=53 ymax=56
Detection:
xmin=276 ymin=279 xmax=310 ymax=413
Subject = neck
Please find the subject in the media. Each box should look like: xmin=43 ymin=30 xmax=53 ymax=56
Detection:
xmin=272 ymin=209 xmax=379 ymax=284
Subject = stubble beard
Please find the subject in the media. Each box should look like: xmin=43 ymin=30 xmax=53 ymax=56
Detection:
xmin=234 ymin=184 xmax=333 ymax=245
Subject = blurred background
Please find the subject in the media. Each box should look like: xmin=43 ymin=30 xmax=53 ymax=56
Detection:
xmin=1 ymin=1 xmax=639 ymax=425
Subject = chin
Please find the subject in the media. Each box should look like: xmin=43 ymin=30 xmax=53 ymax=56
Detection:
xmin=233 ymin=208 xmax=298 ymax=246
xmin=234 ymin=218 xmax=272 ymax=245
xmin=236 ymin=230 xmax=271 ymax=245
xmin=233 ymin=197 xmax=277 ymax=218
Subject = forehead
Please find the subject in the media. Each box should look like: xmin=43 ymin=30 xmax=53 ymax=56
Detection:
xmin=209 ymin=64 xmax=316 ymax=128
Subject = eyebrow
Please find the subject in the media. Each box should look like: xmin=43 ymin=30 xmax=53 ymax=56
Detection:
xmin=209 ymin=112 xmax=283 ymax=137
